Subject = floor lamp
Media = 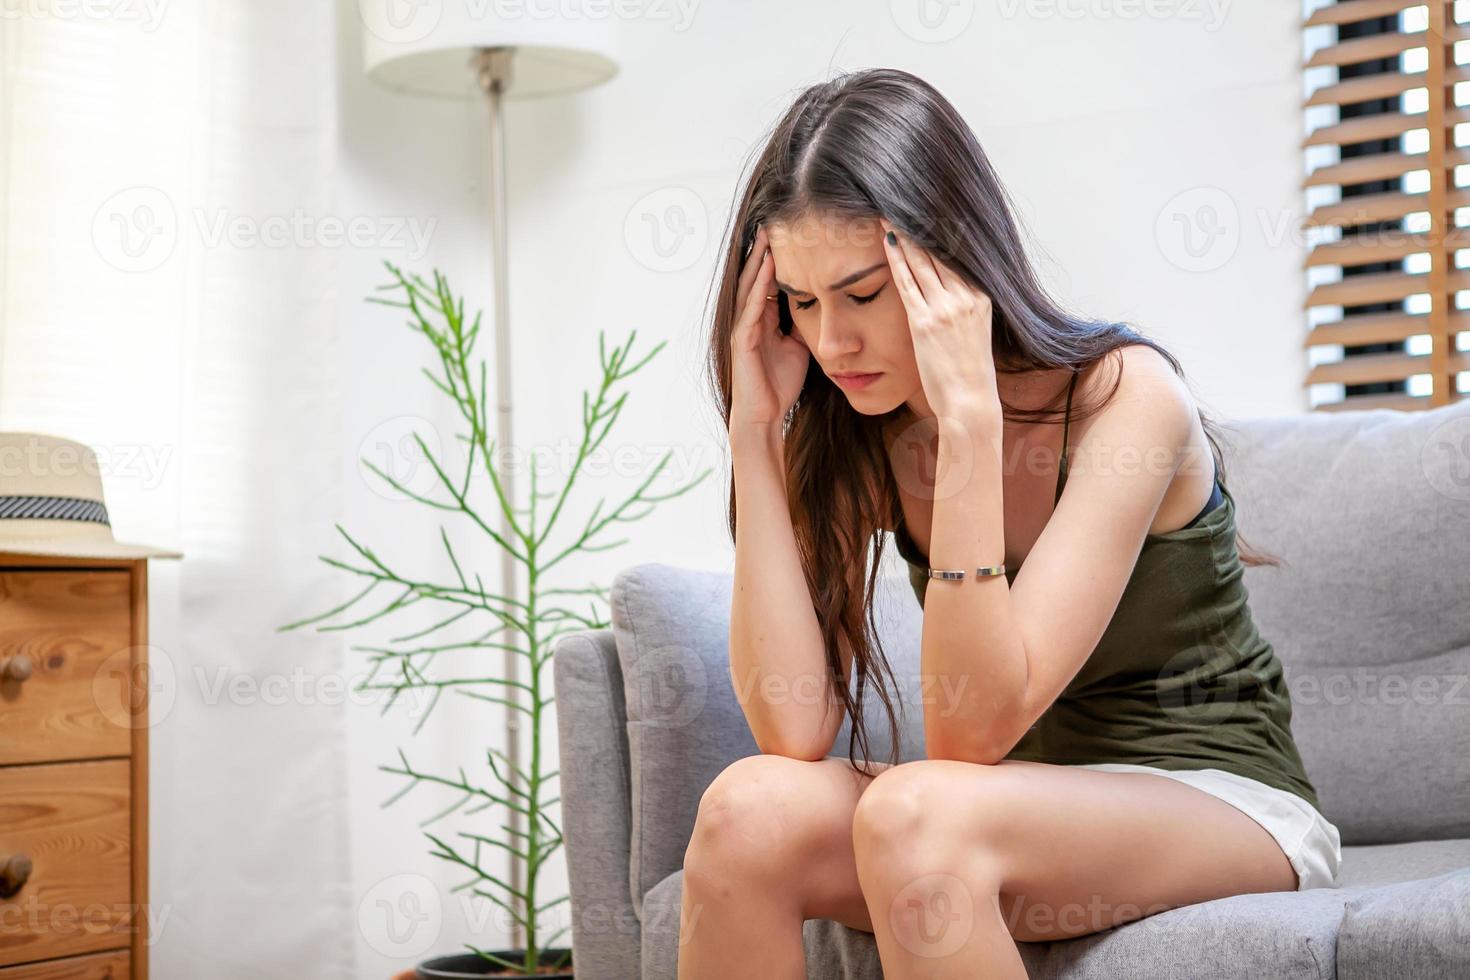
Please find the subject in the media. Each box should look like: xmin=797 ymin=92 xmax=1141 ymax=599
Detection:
xmin=361 ymin=7 xmax=620 ymax=952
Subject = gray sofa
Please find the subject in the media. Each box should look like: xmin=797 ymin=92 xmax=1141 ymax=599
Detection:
xmin=553 ymin=398 xmax=1470 ymax=979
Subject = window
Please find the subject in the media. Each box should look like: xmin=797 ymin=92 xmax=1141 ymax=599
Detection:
xmin=1303 ymin=0 xmax=1470 ymax=410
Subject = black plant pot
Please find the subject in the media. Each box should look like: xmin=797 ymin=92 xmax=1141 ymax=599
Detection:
xmin=415 ymin=948 xmax=574 ymax=978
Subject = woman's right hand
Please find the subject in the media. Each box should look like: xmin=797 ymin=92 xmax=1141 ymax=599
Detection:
xmin=729 ymin=224 xmax=810 ymax=428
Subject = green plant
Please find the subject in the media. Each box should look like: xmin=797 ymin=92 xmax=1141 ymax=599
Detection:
xmin=279 ymin=260 xmax=710 ymax=974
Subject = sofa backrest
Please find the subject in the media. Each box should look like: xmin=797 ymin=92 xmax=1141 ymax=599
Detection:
xmin=1227 ymin=398 xmax=1470 ymax=844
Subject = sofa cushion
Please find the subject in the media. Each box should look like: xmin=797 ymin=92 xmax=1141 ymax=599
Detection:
xmin=1025 ymin=887 xmax=1347 ymax=980
xmin=1229 ymin=398 xmax=1470 ymax=843
xmin=611 ymin=564 xmax=755 ymax=922
xmin=1338 ymin=839 xmax=1470 ymax=889
xmin=1284 ymin=645 xmax=1470 ymax=845
xmin=1336 ymin=868 xmax=1470 ymax=980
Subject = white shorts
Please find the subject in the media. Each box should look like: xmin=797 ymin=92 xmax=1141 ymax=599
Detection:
xmin=1065 ymin=762 xmax=1342 ymax=891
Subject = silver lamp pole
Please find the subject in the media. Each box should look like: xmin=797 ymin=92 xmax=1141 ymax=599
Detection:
xmin=362 ymin=14 xmax=620 ymax=953
xmin=473 ymin=44 xmax=525 ymax=924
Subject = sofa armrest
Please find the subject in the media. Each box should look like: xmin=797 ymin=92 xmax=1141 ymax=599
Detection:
xmin=553 ymin=628 xmax=640 ymax=980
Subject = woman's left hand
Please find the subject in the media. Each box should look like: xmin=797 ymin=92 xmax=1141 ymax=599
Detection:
xmin=881 ymin=218 xmax=999 ymax=422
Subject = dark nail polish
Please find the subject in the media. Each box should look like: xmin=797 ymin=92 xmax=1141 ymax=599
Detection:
xmin=886 ymin=230 xmax=897 ymax=246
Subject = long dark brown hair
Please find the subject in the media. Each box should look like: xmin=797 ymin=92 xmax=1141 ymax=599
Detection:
xmin=702 ymin=67 xmax=1278 ymax=772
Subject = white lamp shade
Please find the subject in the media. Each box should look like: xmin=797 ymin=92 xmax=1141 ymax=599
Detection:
xmin=360 ymin=1 xmax=620 ymax=99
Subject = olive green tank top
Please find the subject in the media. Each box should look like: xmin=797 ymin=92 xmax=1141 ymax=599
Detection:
xmin=891 ymin=371 xmax=1322 ymax=811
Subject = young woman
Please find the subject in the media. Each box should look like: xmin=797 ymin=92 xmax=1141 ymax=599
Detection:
xmin=681 ymin=68 xmax=1341 ymax=979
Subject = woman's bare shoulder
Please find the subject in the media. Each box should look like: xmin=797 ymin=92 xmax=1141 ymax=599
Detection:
xmin=1077 ymin=344 xmax=1193 ymax=428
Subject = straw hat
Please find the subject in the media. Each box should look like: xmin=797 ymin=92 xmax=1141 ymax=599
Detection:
xmin=0 ymin=431 xmax=182 ymax=560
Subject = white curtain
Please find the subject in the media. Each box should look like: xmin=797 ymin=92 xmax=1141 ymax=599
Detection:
xmin=1 ymin=2 xmax=354 ymax=975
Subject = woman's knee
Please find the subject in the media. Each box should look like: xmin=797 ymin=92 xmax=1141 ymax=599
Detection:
xmin=684 ymin=754 xmax=846 ymax=886
xmin=852 ymin=761 xmax=1015 ymax=898
xmin=851 ymin=762 xmax=944 ymax=847
xmin=852 ymin=761 xmax=1005 ymax=864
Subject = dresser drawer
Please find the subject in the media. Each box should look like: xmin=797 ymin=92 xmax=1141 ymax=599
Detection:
xmin=0 ymin=950 xmax=129 ymax=978
xmin=0 ymin=571 xmax=135 ymax=765
xmin=0 ymin=760 xmax=133 ymax=967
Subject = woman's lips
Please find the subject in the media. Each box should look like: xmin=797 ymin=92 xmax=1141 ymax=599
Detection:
xmin=833 ymin=372 xmax=882 ymax=391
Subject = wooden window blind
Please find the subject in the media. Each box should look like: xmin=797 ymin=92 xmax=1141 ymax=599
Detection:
xmin=1304 ymin=0 xmax=1469 ymax=410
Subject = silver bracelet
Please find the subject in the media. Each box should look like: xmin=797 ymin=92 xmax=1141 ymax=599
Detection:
xmin=924 ymin=563 xmax=1007 ymax=581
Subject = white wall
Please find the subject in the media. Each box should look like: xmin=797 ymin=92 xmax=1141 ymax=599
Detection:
xmin=335 ymin=0 xmax=1308 ymax=974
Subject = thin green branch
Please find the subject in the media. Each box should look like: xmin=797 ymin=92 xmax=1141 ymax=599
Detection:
xmin=284 ymin=262 xmax=703 ymax=972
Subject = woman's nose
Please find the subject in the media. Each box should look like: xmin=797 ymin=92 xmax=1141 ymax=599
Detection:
xmin=814 ymin=314 xmax=861 ymax=361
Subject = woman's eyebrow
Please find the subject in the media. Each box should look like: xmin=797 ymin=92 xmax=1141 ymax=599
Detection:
xmin=774 ymin=261 xmax=887 ymax=297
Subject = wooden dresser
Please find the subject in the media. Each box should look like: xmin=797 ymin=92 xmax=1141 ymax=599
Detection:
xmin=0 ymin=553 xmax=152 ymax=979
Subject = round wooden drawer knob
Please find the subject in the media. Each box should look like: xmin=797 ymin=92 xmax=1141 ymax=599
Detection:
xmin=1 ymin=654 xmax=33 ymax=683
xmin=0 ymin=853 xmax=32 ymax=898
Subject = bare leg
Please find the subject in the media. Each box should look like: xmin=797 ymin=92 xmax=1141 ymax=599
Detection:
xmin=851 ymin=759 xmax=1298 ymax=979
xmin=676 ymin=754 xmax=893 ymax=979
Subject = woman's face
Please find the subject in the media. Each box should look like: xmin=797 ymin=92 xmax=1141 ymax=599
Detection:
xmin=768 ymin=212 xmax=931 ymax=420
